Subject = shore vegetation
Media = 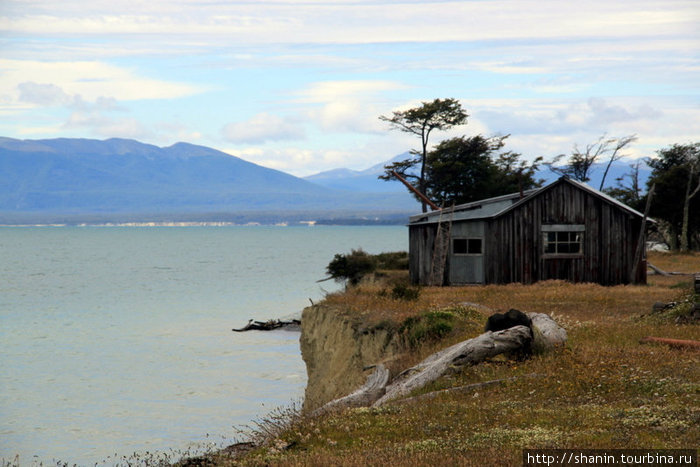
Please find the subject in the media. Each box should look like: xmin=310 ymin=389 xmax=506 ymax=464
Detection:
xmin=183 ymin=251 xmax=700 ymax=466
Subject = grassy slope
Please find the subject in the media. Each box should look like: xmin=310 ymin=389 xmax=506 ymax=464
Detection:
xmin=209 ymin=252 xmax=700 ymax=467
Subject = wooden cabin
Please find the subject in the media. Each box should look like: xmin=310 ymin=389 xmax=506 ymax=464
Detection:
xmin=409 ymin=177 xmax=648 ymax=286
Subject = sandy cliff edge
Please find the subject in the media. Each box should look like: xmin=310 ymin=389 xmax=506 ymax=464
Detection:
xmin=299 ymin=304 xmax=406 ymax=413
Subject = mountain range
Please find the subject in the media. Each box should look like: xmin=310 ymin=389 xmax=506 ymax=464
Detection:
xmin=0 ymin=137 xmax=651 ymax=224
xmin=303 ymin=153 xmax=410 ymax=193
xmin=0 ymin=137 xmax=415 ymax=224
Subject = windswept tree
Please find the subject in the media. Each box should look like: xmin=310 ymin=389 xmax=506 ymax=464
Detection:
xmin=545 ymin=134 xmax=637 ymax=189
xmin=424 ymin=135 xmax=542 ymax=206
xmin=379 ymin=98 xmax=468 ymax=212
xmin=647 ymin=142 xmax=700 ymax=251
xmin=598 ymin=135 xmax=638 ymax=190
xmin=603 ymin=160 xmax=646 ymax=210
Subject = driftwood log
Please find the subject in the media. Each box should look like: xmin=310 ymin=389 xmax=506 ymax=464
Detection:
xmin=639 ymin=336 xmax=700 ymax=350
xmin=373 ymin=326 xmax=532 ymax=406
xmin=312 ymin=364 xmax=390 ymax=417
xmin=648 ymin=262 xmax=671 ymax=276
xmin=312 ymin=312 xmax=566 ymax=414
xmin=527 ymin=312 xmax=568 ymax=352
xmin=647 ymin=262 xmax=698 ymax=277
xmin=232 ymin=319 xmax=301 ymax=332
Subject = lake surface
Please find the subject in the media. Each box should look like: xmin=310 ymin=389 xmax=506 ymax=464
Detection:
xmin=0 ymin=225 xmax=407 ymax=465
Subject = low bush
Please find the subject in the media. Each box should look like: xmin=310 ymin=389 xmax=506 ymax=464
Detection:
xmin=325 ymin=250 xmax=409 ymax=286
xmin=326 ymin=249 xmax=377 ymax=285
xmin=391 ymin=283 xmax=421 ymax=301
xmin=400 ymin=310 xmax=456 ymax=347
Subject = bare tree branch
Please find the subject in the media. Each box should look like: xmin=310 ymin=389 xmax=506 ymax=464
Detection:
xmin=600 ymin=134 xmax=637 ymax=190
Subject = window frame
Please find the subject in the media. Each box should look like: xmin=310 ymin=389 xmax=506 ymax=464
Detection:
xmin=541 ymin=224 xmax=585 ymax=258
xmin=452 ymin=237 xmax=483 ymax=256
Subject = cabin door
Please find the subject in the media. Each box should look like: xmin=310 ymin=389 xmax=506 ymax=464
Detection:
xmin=449 ymin=222 xmax=485 ymax=284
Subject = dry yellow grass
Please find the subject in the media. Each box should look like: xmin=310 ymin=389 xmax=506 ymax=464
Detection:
xmin=647 ymin=251 xmax=700 ymax=274
xmin=198 ymin=252 xmax=699 ymax=467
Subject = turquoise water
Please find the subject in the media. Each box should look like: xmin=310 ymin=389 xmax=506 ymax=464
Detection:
xmin=0 ymin=225 xmax=407 ymax=465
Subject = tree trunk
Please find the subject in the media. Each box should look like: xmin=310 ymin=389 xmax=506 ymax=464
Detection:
xmin=668 ymin=225 xmax=679 ymax=251
xmin=527 ymin=312 xmax=568 ymax=352
xmin=311 ymin=364 xmax=390 ymax=416
xmin=630 ymin=184 xmax=654 ymax=283
xmin=310 ymin=313 xmax=566 ymax=413
xmin=373 ymin=326 xmax=532 ymax=406
xmin=419 ymin=130 xmax=428 ymax=213
xmin=680 ymin=167 xmax=700 ymax=252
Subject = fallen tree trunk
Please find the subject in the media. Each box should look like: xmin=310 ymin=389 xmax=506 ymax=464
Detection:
xmin=232 ymin=319 xmax=301 ymax=332
xmin=310 ymin=312 xmax=566 ymax=413
xmin=527 ymin=312 xmax=567 ymax=353
xmin=647 ymin=262 xmax=671 ymax=276
xmin=373 ymin=326 xmax=532 ymax=407
xmin=312 ymin=364 xmax=390 ymax=416
xmin=647 ymin=263 xmax=697 ymax=276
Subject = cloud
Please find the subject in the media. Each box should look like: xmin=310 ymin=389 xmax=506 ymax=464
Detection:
xmin=221 ymin=113 xmax=305 ymax=144
xmin=222 ymin=140 xmax=411 ymax=177
xmin=0 ymin=60 xmax=210 ymax=147
xmin=2 ymin=1 xmax=697 ymax=46
xmin=17 ymin=81 xmax=122 ymax=112
xmin=465 ymin=96 xmax=699 ymax=165
xmin=471 ymin=60 xmax=549 ymax=75
xmin=472 ymin=97 xmax=665 ymax=138
xmin=586 ymin=98 xmax=663 ymax=125
xmin=2 ymin=0 xmax=697 ymax=179
xmin=62 ymin=110 xmax=153 ymax=140
xmin=223 ymin=146 xmax=320 ymax=175
xmin=17 ymin=82 xmax=72 ymax=106
xmin=0 ymin=59 xmax=203 ymax=104
xmin=309 ymin=100 xmax=384 ymax=134
xmin=296 ymin=80 xmax=409 ymax=134
xmin=296 ymin=80 xmax=406 ymax=104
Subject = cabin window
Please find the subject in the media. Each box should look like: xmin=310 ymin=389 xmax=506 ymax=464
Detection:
xmin=542 ymin=225 xmax=584 ymax=256
xmin=453 ymin=237 xmax=482 ymax=255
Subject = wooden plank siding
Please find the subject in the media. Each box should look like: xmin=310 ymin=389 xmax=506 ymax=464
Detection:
xmin=409 ymin=223 xmax=438 ymax=285
xmin=410 ymin=178 xmax=647 ymax=286
xmin=486 ymin=181 xmax=644 ymax=285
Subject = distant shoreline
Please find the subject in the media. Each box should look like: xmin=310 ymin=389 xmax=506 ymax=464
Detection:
xmin=0 ymin=210 xmax=413 ymax=228
xmin=0 ymin=221 xmax=408 ymax=227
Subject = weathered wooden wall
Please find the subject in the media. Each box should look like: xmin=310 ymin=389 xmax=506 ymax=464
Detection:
xmin=484 ymin=181 xmax=645 ymax=285
xmin=409 ymin=223 xmax=438 ymax=285
xmin=409 ymin=180 xmax=646 ymax=286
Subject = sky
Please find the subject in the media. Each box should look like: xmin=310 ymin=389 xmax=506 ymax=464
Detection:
xmin=0 ymin=0 xmax=698 ymax=177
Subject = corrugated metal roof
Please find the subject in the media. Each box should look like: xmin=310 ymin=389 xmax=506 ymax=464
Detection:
xmin=408 ymin=189 xmax=536 ymax=225
xmin=409 ymin=177 xmax=648 ymax=226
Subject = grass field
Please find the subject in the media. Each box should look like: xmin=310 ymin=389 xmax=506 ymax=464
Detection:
xmin=197 ymin=252 xmax=699 ymax=467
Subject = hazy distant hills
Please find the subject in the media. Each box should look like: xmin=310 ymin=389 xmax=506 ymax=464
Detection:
xmin=0 ymin=137 xmax=415 ymax=224
xmin=303 ymin=153 xmax=410 ymax=193
xmin=0 ymin=137 xmax=650 ymax=225
xmin=304 ymin=151 xmax=651 ymax=195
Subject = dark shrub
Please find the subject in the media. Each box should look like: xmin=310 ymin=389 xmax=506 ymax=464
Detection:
xmin=325 ymin=250 xmax=409 ymax=286
xmin=326 ymin=248 xmax=377 ymax=285
xmin=391 ymin=283 xmax=421 ymax=301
